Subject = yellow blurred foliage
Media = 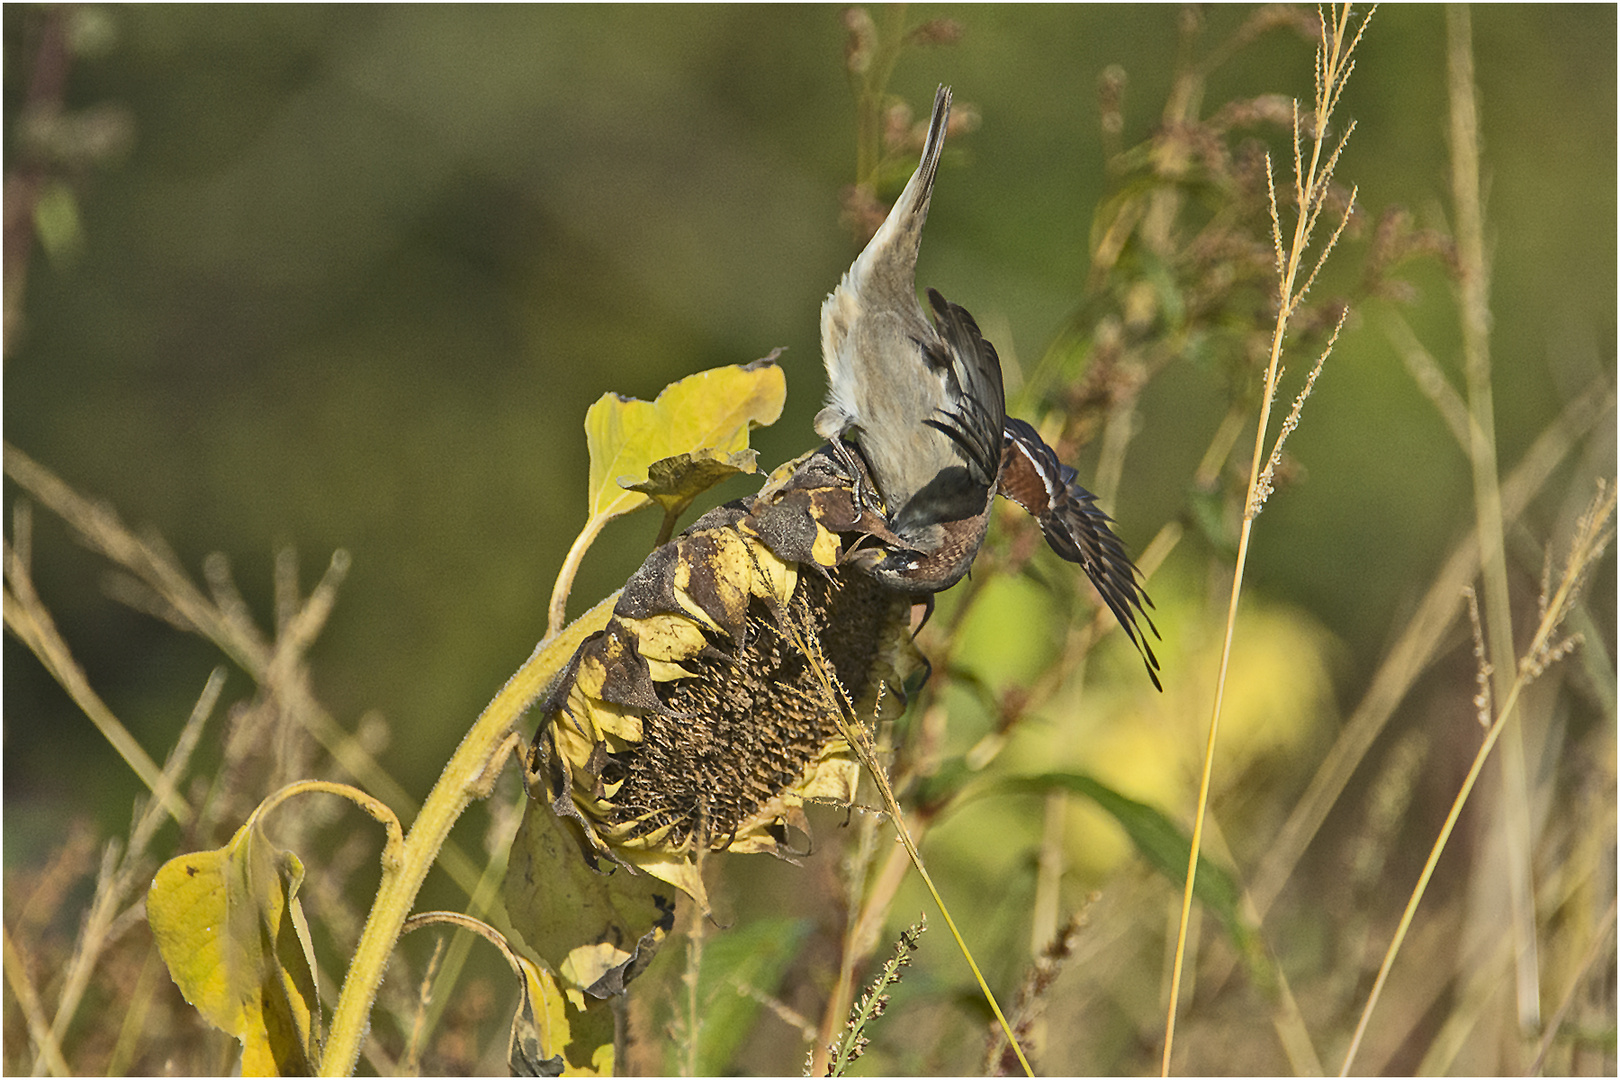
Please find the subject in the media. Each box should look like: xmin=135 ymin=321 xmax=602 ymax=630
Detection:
xmin=1004 ymin=586 xmax=1339 ymax=880
xmin=949 ymin=574 xmax=1060 ymax=694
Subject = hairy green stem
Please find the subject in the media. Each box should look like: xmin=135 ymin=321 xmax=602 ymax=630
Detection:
xmin=318 ymin=594 xmax=618 ymax=1076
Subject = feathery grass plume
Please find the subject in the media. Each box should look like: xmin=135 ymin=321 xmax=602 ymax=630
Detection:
xmin=1162 ymin=6 xmax=1370 ymax=1072
xmin=1252 ymin=307 xmax=1345 ymax=515
xmin=824 ymin=917 xmax=926 ymax=1077
xmin=1521 ymin=480 xmax=1612 ymax=683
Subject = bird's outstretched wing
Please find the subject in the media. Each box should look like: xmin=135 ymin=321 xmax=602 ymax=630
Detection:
xmin=999 ymin=417 xmax=1161 ymax=690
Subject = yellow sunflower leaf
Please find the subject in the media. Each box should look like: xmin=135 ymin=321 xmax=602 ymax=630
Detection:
xmin=624 ymin=448 xmax=761 ymax=522
xmin=511 ymin=949 xmax=613 ymax=1077
xmin=504 ymin=796 xmax=677 ymax=1002
xmin=398 ymin=909 xmax=609 ymax=1078
xmin=515 ymin=957 xmax=616 ymax=1077
xmin=147 ymin=816 xmax=321 ymax=1075
xmin=582 ymin=359 xmax=786 ymax=523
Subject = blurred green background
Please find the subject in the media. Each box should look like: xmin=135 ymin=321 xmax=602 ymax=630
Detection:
xmin=3 ymin=3 xmax=1614 ymax=1048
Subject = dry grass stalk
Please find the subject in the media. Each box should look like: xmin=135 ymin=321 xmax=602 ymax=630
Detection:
xmin=0 ymin=444 xmax=433 ymax=848
xmin=1530 ymin=896 xmax=1619 ymax=1076
xmin=3 ymin=523 xmax=185 ymax=822
xmin=2 ymin=927 xmax=70 ymax=1076
xmin=35 ymin=670 xmax=224 ymax=1070
xmin=788 ymin=607 xmax=1031 ymax=1076
xmin=1339 ymin=480 xmax=1616 ymax=1073
xmin=1245 ymin=379 xmax=1613 ymax=921
xmin=1 ymin=446 xmax=524 ymax=1070
xmin=983 ymin=904 xmax=1092 ymax=1075
xmin=1442 ymin=3 xmax=1544 ymax=1034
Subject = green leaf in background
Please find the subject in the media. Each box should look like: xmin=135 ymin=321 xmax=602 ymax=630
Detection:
xmin=147 ymin=814 xmax=322 ymax=1075
xmin=582 ymin=357 xmax=786 ymax=524
xmin=668 ymin=917 xmax=814 ymax=1076
xmin=994 ymin=772 xmax=1256 ymax=957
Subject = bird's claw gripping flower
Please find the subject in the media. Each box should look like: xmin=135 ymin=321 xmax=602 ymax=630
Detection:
xmin=527 ymin=448 xmax=925 ymax=909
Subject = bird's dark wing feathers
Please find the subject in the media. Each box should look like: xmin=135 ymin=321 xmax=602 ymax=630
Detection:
xmin=920 ymin=289 xmax=1006 ymax=487
xmin=1002 ymin=417 xmax=1161 ymax=690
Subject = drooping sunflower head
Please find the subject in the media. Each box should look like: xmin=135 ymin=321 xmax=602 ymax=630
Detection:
xmin=528 ymin=448 xmax=923 ymax=908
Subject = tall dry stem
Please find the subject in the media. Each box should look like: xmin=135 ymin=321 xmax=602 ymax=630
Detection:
xmin=35 ymin=670 xmax=224 ymax=1072
xmin=1444 ymin=4 xmax=1542 ymax=1032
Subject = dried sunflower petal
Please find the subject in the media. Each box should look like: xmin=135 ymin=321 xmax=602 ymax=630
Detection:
xmin=527 ymin=447 xmax=922 ymax=911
